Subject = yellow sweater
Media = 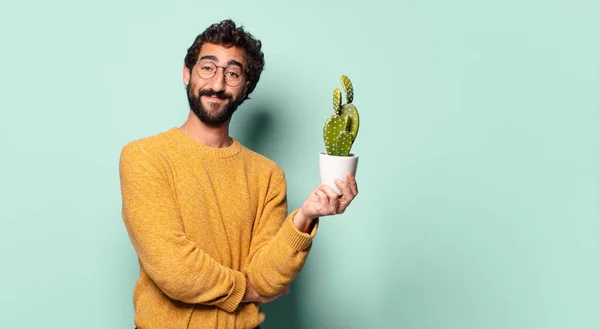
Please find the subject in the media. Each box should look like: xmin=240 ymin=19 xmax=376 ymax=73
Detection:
xmin=119 ymin=128 xmax=318 ymax=329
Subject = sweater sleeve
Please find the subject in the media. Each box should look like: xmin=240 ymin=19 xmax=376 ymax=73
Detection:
xmin=244 ymin=168 xmax=318 ymax=296
xmin=119 ymin=142 xmax=246 ymax=312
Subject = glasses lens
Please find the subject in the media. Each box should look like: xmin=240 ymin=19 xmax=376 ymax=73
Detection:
xmin=224 ymin=67 xmax=243 ymax=86
xmin=195 ymin=61 xmax=244 ymax=86
xmin=196 ymin=61 xmax=217 ymax=79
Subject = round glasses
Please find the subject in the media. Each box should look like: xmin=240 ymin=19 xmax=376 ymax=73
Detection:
xmin=195 ymin=60 xmax=245 ymax=87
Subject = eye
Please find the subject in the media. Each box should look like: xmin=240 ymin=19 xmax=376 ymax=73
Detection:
xmin=227 ymin=71 xmax=240 ymax=78
xmin=201 ymin=65 xmax=215 ymax=72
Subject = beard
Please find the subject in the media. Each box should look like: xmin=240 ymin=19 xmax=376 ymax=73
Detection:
xmin=186 ymin=86 xmax=243 ymax=126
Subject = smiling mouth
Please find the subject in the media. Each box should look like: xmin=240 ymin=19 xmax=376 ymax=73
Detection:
xmin=202 ymin=95 xmax=227 ymax=102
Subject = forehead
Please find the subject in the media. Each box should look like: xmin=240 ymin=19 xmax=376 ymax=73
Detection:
xmin=197 ymin=43 xmax=247 ymax=67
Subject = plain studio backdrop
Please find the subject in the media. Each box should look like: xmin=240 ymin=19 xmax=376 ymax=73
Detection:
xmin=1 ymin=0 xmax=598 ymax=328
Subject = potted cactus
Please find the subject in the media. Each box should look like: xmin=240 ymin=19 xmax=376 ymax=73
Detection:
xmin=319 ymin=75 xmax=359 ymax=195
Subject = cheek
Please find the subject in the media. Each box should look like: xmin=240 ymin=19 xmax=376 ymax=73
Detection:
xmin=188 ymin=75 xmax=206 ymax=91
xmin=232 ymin=86 xmax=245 ymax=99
xmin=188 ymin=81 xmax=201 ymax=95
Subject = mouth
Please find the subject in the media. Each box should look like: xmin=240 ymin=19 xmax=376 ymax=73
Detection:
xmin=202 ymin=95 xmax=227 ymax=102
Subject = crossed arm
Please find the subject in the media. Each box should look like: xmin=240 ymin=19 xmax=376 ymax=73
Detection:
xmin=242 ymin=173 xmax=358 ymax=303
xmin=119 ymin=145 xmax=358 ymax=311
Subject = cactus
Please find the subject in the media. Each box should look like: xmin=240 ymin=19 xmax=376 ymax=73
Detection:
xmin=323 ymin=75 xmax=360 ymax=156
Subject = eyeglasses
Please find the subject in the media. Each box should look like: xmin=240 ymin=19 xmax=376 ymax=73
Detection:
xmin=195 ymin=60 xmax=245 ymax=87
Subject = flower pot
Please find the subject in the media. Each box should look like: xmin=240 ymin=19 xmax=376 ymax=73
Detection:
xmin=319 ymin=153 xmax=359 ymax=195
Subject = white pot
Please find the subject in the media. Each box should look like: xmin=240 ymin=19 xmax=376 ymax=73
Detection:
xmin=319 ymin=153 xmax=359 ymax=195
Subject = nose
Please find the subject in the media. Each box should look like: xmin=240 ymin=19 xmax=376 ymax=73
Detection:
xmin=207 ymin=67 xmax=226 ymax=92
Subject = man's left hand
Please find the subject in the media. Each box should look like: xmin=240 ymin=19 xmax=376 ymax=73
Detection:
xmin=293 ymin=173 xmax=358 ymax=232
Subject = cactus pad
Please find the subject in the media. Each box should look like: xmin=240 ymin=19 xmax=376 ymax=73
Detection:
xmin=341 ymin=103 xmax=359 ymax=141
xmin=323 ymin=114 xmax=346 ymax=155
xmin=333 ymin=88 xmax=342 ymax=115
xmin=341 ymin=75 xmax=354 ymax=104
xmin=335 ymin=130 xmax=354 ymax=156
xmin=323 ymin=75 xmax=359 ymax=156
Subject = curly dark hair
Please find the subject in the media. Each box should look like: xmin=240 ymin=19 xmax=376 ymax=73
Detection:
xmin=184 ymin=19 xmax=265 ymax=101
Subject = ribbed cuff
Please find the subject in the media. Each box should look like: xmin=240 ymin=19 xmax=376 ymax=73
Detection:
xmin=218 ymin=270 xmax=246 ymax=313
xmin=280 ymin=209 xmax=319 ymax=251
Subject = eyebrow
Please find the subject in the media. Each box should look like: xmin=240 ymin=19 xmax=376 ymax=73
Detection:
xmin=199 ymin=55 xmax=244 ymax=69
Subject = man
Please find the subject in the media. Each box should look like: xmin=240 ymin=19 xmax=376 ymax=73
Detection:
xmin=119 ymin=19 xmax=358 ymax=329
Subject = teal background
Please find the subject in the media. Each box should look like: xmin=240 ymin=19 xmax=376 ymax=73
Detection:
xmin=1 ymin=0 xmax=599 ymax=328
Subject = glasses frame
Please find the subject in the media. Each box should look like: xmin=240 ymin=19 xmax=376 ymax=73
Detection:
xmin=194 ymin=60 xmax=245 ymax=87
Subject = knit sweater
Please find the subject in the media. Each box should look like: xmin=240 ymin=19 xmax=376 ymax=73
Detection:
xmin=119 ymin=127 xmax=318 ymax=329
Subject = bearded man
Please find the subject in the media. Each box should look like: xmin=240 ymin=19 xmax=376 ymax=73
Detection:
xmin=119 ymin=19 xmax=358 ymax=329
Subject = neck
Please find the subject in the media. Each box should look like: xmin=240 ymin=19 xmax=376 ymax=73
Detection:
xmin=179 ymin=111 xmax=232 ymax=148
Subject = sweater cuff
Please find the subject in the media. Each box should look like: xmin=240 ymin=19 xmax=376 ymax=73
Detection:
xmin=218 ymin=270 xmax=246 ymax=313
xmin=280 ymin=209 xmax=319 ymax=251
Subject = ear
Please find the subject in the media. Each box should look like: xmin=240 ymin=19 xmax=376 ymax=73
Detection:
xmin=183 ymin=65 xmax=191 ymax=86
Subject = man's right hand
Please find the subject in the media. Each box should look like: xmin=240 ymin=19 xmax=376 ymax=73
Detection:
xmin=241 ymin=279 xmax=290 ymax=304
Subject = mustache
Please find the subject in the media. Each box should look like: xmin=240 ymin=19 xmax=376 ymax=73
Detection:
xmin=198 ymin=89 xmax=233 ymax=100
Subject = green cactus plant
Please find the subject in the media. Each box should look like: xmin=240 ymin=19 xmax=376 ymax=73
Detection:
xmin=323 ymin=75 xmax=360 ymax=156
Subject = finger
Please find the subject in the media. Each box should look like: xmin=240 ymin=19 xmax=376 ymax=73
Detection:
xmin=335 ymin=178 xmax=354 ymax=201
xmin=315 ymin=189 xmax=329 ymax=200
xmin=315 ymin=189 xmax=331 ymax=214
xmin=318 ymin=185 xmax=340 ymax=214
xmin=346 ymin=173 xmax=358 ymax=196
xmin=265 ymin=286 xmax=290 ymax=303
xmin=260 ymin=291 xmax=282 ymax=304
xmin=311 ymin=187 xmax=321 ymax=198
xmin=261 ymin=295 xmax=276 ymax=304
xmin=319 ymin=184 xmax=341 ymax=200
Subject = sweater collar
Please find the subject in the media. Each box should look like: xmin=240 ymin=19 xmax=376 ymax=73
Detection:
xmin=169 ymin=127 xmax=242 ymax=159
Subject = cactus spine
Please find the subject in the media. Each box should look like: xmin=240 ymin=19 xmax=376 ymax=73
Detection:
xmin=323 ymin=75 xmax=360 ymax=156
